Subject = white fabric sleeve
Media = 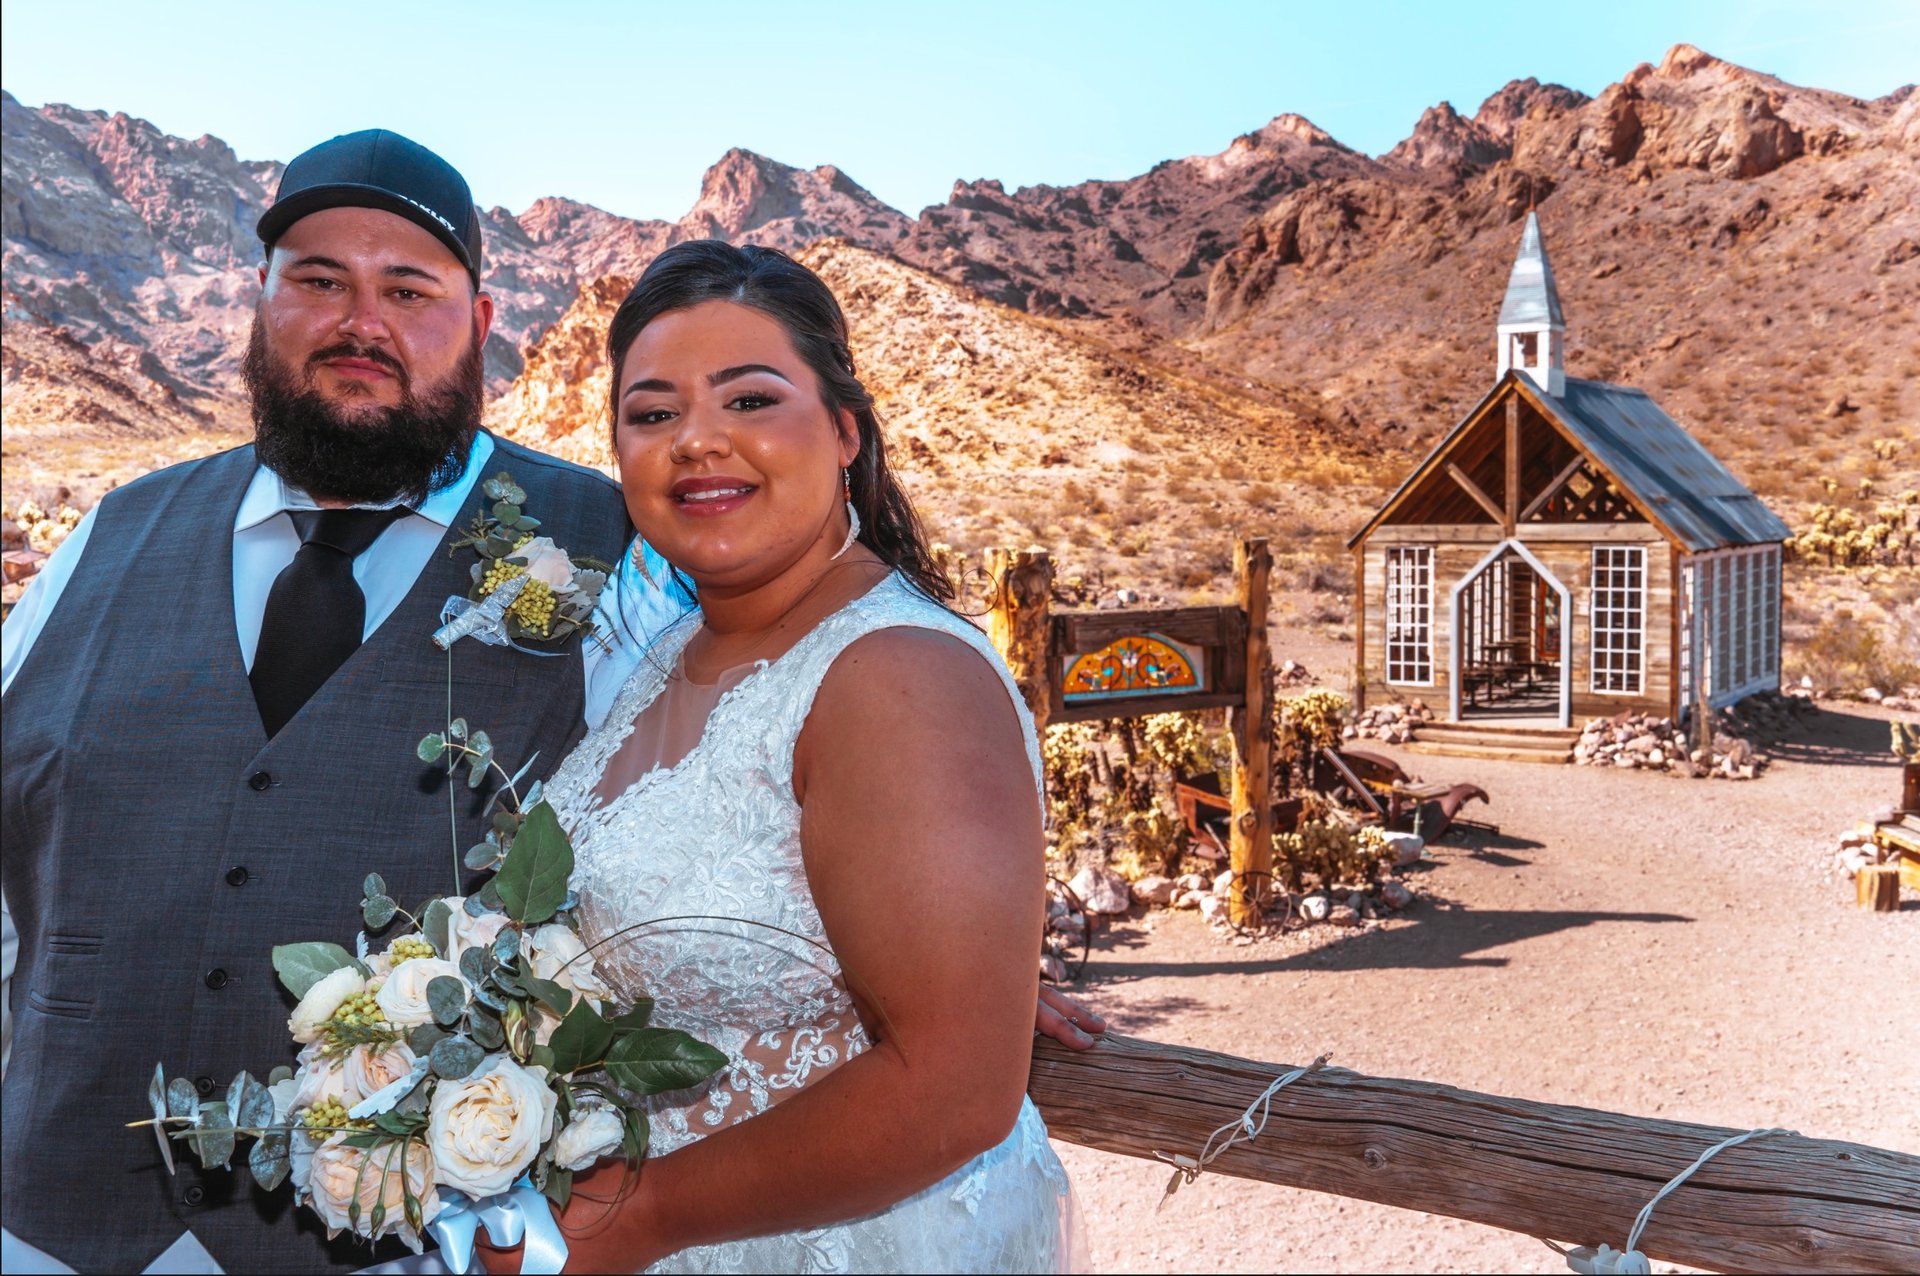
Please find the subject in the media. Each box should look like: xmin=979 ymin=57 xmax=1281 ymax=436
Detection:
xmin=1 ymin=506 xmax=98 ymax=698
xmin=582 ymin=539 xmax=696 ymax=730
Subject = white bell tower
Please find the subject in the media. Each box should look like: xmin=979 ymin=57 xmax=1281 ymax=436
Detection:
xmin=1495 ymin=210 xmax=1566 ymax=397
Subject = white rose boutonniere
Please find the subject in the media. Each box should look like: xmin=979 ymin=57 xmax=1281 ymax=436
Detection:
xmin=375 ymin=957 xmax=465 ymax=1028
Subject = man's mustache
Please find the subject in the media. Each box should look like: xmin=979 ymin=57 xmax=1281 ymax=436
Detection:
xmin=306 ymin=342 xmax=408 ymax=387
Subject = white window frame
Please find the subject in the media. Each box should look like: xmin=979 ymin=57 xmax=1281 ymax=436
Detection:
xmin=1384 ymin=547 xmax=1435 ymax=686
xmin=1590 ymin=545 xmax=1647 ymax=695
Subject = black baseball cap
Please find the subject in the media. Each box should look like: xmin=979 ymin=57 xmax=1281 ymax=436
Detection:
xmin=257 ymin=129 xmax=484 ymax=284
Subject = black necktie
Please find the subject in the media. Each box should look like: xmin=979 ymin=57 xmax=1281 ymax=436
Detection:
xmin=250 ymin=507 xmax=409 ymax=737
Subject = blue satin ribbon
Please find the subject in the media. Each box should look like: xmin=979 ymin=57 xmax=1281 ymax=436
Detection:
xmin=427 ymin=1181 xmax=568 ymax=1274
xmin=435 ymin=589 xmax=564 ymax=658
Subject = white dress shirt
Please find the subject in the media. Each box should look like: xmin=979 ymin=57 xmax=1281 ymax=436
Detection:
xmin=0 ymin=437 xmax=690 ymax=1274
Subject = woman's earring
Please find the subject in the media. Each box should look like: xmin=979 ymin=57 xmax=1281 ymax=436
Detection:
xmin=630 ymin=537 xmax=657 ymax=588
xmin=831 ymin=469 xmax=861 ymax=561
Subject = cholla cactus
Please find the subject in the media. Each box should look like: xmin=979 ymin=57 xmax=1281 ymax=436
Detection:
xmin=1271 ymin=819 xmax=1395 ymax=891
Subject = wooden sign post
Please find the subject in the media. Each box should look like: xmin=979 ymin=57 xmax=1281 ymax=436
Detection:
xmin=985 ymin=537 xmax=1275 ymax=924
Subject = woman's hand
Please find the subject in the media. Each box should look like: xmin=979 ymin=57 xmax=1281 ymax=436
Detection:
xmin=1036 ymin=985 xmax=1106 ymax=1048
xmin=475 ymin=1160 xmax=668 ymax=1274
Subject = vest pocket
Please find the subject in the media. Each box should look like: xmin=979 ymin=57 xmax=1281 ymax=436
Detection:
xmin=27 ymin=989 xmax=93 ymax=1020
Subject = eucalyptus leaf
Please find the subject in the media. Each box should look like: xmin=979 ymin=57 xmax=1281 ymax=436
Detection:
xmin=468 ymin=1008 xmax=507 ymax=1050
xmin=493 ymin=502 xmax=522 ymax=524
xmin=268 ymin=1065 xmax=293 ymax=1086
xmin=604 ymin=1028 xmax=727 ymax=1095
xmin=166 ymin=1077 xmax=199 ymax=1119
xmin=461 ymin=892 xmax=494 ymax=919
xmin=362 ymin=873 xmax=387 ymax=900
xmin=227 ymin=1071 xmax=275 ymax=1133
xmin=492 ymin=930 xmax=522 ymax=967
xmin=190 ymin=1100 xmax=236 ymax=1169
xmin=458 ymin=947 xmax=489 ymax=988
xmin=430 ymin=1035 xmax=484 ymax=1080
xmin=492 ymin=808 xmax=521 ymax=835
xmin=362 ymin=894 xmax=399 ymax=930
xmin=417 ymin=733 xmax=446 ymax=763
xmin=427 ymin=975 xmax=469 ymax=1027
xmin=148 ymin=1063 xmax=177 ymax=1175
xmin=448 ymin=718 xmax=467 ymax=742
xmin=495 ymin=800 xmax=573 ymax=925
xmin=408 ymin=1022 xmax=450 ymax=1055
xmin=249 ymin=1130 xmax=290 ymax=1192
xmin=556 ymin=889 xmax=579 ymax=915
xmin=514 ymin=516 xmax=541 ymax=532
xmin=423 ymin=899 xmax=453 ymax=958
xmin=470 ymin=982 xmax=507 ymax=1013
xmin=519 ymin=971 xmax=574 ymax=1016
xmin=523 ymin=779 xmax=544 ymax=809
xmin=467 ymin=757 xmax=488 ymax=790
xmin=272 ymin=941 xmax=356 ymax=999
xmin=546 ymin=1000 xmax=615 ymax=1077
xmin=464 ymin=842 xmax=500 ymax=871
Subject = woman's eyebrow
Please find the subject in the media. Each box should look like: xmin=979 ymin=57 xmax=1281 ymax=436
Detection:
xmin=709 ymin=364 xmax=793 ymax=387
xmin=623 ymin=377 xmax=675 ymax=397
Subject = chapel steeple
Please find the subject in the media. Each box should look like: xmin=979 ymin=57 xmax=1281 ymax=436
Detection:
xmin=1495 ymin=210 xmax=1566 ymax=397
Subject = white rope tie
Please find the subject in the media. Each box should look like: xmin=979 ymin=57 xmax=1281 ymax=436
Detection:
xmin=1549 ymin=1126 xmax=1795 ymax=1274
xmin=1153 ymin=1054 xmax=1329 ymax=1209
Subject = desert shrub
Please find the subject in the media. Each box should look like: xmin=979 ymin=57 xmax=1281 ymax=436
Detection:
xmin=1787 ymin=611 xmax=1920 ymax=693
xmin=1271 ymin=820 xmax=1395 ymax=891
xmin=1041 ymin=711 xmax=1234 ymax=880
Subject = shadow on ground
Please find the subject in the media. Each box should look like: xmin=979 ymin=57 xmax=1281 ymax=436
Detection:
xmin=1087 ymin=904 xmax=1692 ymax=979
xmin=1769 ymin=704 xmax=1910 ymax=769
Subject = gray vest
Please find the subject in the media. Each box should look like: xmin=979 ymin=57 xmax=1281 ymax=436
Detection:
xmin=1 ymin=438 xmax=630 ymax=1273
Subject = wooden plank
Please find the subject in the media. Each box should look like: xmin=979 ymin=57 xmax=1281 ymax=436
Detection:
xmin=1446 ymin=463 xmax=1506 ymax=524
xmin=986 ymin=548 xmax=1054 ymax=731
xmin=1856 ymin=864 xmax=1900 ymax=911
xmin=1050 ymin=690 xmax=1246 ymax=724
xmin=1504 ymin=395 xmax=1521 ymax=535
xmin=1228 ymin=538 xmax=1274 ymax=927
xmin=1029 ymin=1034 xmax=1920 ymax=1275
xmin=1521 ymin=454 xmax=1589 ymax=522
xmin=1352 ymin=546 xmax=1368 ymax=713
xmin=1055 ymin=606 xmax=1243 ymax=655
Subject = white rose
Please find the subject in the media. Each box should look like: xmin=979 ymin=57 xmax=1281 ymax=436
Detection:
xmin=447 ymin=904 xmax=510 ymax=966
xmin=305 ymin=1132 xmax=441 ymax=1250
xmin=427 ymin=1055 xmax=557 ymax=1197
xmin=375 ymin=958 xmax=464 ymax=1028
xmin=288 ymin=966 xmax=365 ymax=1045
xmin=292 ymin=1043 xmax=362 ymax=1110
xmin=551 ymin=1104 xmax=624 ymax=1172
xmin=362 ymin=951 xmax=395 ymax=978
xmin=525 ymin=923 xmax=611 ymax=1001
xmin=516 ymin=537 xmax=575 ymax=589
xmin=344 ymin=1041 xmax=418 ymax=1100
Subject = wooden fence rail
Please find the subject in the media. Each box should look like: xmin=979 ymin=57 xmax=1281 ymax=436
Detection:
xmin=1028 ymin=1033 xmax=1920 ymax=1274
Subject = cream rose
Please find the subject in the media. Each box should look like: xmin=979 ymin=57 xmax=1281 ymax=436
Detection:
xmin=374 ymin=957 xmax=463 ymax=1028
xmin=447 ymin=905 xmax=510 ymax=966
xmin=524 ymin=923 xmax=610 ymax=1001
xmin=344 ymin=1041 xmax=418 ymax=1100
xmin=516 ymin=537 xmax=575 ymax=589
xmin=427 ymin=1056 xmax=556 ymax=1197
xmin=288 ymin=966 xmax=365 ymax=1045
xmin=551 ymin=1104 xmax=624 ymax=1172
xmin=291 ymin=1043 xmax=362 ymax=1110
xmin=305 ymin=1133 xmax=441 ymax=1250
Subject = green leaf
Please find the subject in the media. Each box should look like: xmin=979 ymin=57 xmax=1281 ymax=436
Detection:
xmin=469 ymin=1008 xmax=507 ymax=1050
xmin=604 ymin=1028 xmax=727 ymax=1095
xmin=267 ymin=1065 xmax=293 ymax=1086
xmin=430 ymin=1035 xmax=484 ymax=1080
xmin=495 ymin=800 xmax=573 ymax=924
xmin=362 ymin=894 xmax=398 ymax=930
xmin=529 ymin=1043 xmax=556 ymax=1074
xmin=417 ymin=733 xmax=446 ymax=763
xmin=492 ymin=930 xmax=522 ymax=967
xmin=464 ymin=842 xmax=499 ymax=871
xmin=467 ymin=757 xmax=489 ymax=789
xmin=227 ymin=1071 xmax=275 ymax=1132
xmin=374 ymin=1109 xmax=426 ymax=1137
xmin=520 ymin=971 xmax=574 ymax=1017
xmin=272 ymin=942 xmax=356 ymax=999
xmin=542 ymin=1166 xmax=573 ymax=1210
xmin=448 ymin=718 xmax=468 ymax=742
xmin=249 ymin=1130 xmax=290 ymax=1191
xmin=362 ymin=873 xmax=387 ymax=900
xmin=427 ymin=975 xmax=469 ymax=1026
xmin=607 ymin=998 xmax=654 ymax=1032
xmin=408 ymin=1022 xmax=451 ymax=1056
xmin=190 ymin=1100 xmax=236 ymax=1169
xmin=492 ymin=503 xmax=523 ymax=525
xmin=515 ymin=516 xmax=542 ymax=532
xmin=148 ymin=1063 xmax=177 ymax=1175
xmin=340 ymin=1130 xmax=386 ymax=1150
xmin=546 ymin=1000 xmax=614 ymax=1077
xmin=422 ymin=899 xmax=453 ymax=959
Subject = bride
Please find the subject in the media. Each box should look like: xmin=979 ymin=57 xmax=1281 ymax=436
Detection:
xmin=507 ymin=241 xmax=1078 ymax=1272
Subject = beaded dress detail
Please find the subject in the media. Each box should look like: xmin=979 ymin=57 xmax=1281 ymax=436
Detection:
xmin=544 ymin=573 xmax=1074 ymax=1273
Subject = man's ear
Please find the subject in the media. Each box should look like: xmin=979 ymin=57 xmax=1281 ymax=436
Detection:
xmin=258 ymin=262 xmax=269 ymax=288
xmin=472 ymin=289 xmax=496 ymax=348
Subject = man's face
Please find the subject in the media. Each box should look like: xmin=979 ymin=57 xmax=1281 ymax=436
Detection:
xmin=256 ymin=206 xmax=492 ymax=412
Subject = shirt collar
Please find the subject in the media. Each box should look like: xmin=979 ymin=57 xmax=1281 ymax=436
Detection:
xmin=235 ymin=432 xmax=498 ymax=534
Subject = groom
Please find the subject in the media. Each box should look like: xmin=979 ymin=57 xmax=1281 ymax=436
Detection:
xmin=1 ymin=130 xmax=1099 ymax=1275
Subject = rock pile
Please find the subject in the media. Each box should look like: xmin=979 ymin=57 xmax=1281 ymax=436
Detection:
xmin=1277 ymin=659 xmax=1314 ymax=689
xmin=1345 ymin=701 xmax=1434 ymax=744
xmin=1121 ymin=857 xmax=1420 ymax=931
xmin=1827 ymin=821 xmax=1898 ymax=883
xmin=1574 ymin=693 xmax=1811 ymax=779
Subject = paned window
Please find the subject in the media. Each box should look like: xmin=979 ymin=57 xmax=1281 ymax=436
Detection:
xmin=1590 ymin=546 xmax=1645 ymax=694
xmin=1385 ymin=548 xmax=1433 ymax=685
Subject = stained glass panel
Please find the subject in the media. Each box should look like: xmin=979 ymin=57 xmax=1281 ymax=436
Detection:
xmin=1062 ymin=633 xmax=1203 ymax=701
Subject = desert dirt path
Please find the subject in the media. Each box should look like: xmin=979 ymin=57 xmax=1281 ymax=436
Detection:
xmin=1048 ymin=701 xmax=1917 ymax=1274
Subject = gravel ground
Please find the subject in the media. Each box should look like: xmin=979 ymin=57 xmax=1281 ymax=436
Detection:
xmin=1048 ymin=699 xmax=1918 ymax=1273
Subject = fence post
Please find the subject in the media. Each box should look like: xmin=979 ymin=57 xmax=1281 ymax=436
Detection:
xmin=1229 ymin=538 xmax=1274 ymax=925
xmin=986 ymin=547 xmax=1054 ymax=733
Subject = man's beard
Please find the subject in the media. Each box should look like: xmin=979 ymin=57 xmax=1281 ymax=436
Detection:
xmin=242 ymin=320 xmax=485 ymax=507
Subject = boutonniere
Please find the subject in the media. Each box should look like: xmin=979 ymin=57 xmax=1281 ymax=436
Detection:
xmin=433 ymin=472 xmax=613 ymax=654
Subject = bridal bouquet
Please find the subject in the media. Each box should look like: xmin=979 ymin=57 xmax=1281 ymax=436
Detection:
xmin=136 ymin=717 xmax=725 ymax=1270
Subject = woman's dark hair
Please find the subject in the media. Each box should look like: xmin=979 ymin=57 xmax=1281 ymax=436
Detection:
xmin=605 ymin=240 xmax=953 ymax=606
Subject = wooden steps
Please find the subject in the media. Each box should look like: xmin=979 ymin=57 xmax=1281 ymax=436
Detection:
xmin=1403 ymin=721 xmax=1579 ymax=765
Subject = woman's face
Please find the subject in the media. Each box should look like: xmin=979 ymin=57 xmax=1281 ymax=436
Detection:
xmin=614 ymin=300 xmax=858 ymax=593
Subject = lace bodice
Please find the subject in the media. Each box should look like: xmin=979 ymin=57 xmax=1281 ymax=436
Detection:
xmin=545 ymin=574 xmax=1045 ymax=1153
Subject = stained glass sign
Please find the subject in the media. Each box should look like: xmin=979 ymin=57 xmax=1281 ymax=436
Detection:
xmin=1061 ymin=633 xmax=1205 ymax=702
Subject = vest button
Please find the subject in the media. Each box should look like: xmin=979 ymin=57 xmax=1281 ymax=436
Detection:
xmin=225 ymin=866 xmax=250 ymax=886
xmin=195 ymin=1075 xmax=216 ymax=1097
xmin=248 ymin=771 xmax=272 ymax=791
xmin=183 ymin=1185 xmax=205 ymax=1207
xmin=204 ymin=968 xmax=229 ymax=990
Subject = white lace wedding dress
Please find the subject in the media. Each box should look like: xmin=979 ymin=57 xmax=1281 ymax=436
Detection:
xmin=543 ymin=573 xmax=1077 ymax=1273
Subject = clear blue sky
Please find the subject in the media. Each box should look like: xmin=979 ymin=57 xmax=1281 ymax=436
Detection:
xmin=3 ymin=0 xmax=1912 ymax=222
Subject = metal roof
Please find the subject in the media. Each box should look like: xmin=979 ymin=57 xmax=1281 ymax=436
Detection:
xmin=1537 ymin=377 xmax=1790 ymax=550
xmin=1497 ymin=211 xmax=1565 ymax=329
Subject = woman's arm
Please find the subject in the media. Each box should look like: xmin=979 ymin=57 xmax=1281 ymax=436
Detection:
xmin=552 ymin=627 xmax=1046 ymax=1270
